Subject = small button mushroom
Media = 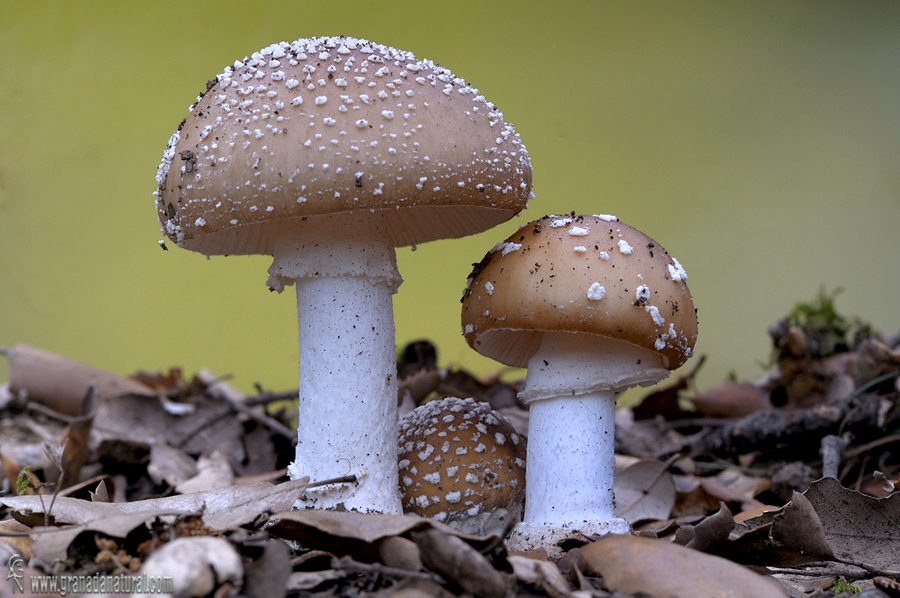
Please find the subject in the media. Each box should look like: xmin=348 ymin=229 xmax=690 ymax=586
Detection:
xmin=154 ymin=36 xmax=532 ymax=513
xmin=461 ymin=214 xmax=698 ymax=555
xmin=398 ymin=397 xmax=526 ymax=536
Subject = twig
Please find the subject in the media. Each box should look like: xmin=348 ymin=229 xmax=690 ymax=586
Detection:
xmin=243 ymin=389 xmax=300 ymax=407
xmin=330 ymin=555 xmax=443 ymax=583
xmin=221 ymin=394 xmax=297 ymax=442
xmin=843 ymin=433 xmax=900 ymax=459
xmin=820 ymin=434 xmax=848 ymax=479
xmin=24 ymin=401 xmax=93 ymax=425
xmin=306 ymin=475 xmax=358 ymax=489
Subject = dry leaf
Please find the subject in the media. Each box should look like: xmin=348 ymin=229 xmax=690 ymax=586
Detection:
xmin=242 ymin=539 xmax=292 ymax=598
xmin=55 ymin=386 xmax=97 ymax=490
xmin=4 ymin=343 xmax=154 ymax=416
xmin=285 ymin=569 xmax=347 ymax=592
xmin=265 ymin=508 xmax=488 ymax=548
xmin=691 ymin=381 xmax=772 ymax=418
xmin=268 ymin=509 xmax=431 ymax=547
xmin=412 ymin=528 xmax=506 ymax=598
xmin=174 ymin=450 xmax=234 ymax=494
xmin=633 ymin=355 xmax=705 ymax=421
xmin=673 ymin=502 xmax=735 ymax=553
xmin=0 ymin=478 xmax=310 ymax=532
xmin=803 ymin=477 xmax=900 ymax=570
xmin=28 ymin=509 xmax=187 ymax=563
xmin=614 ymin=458 xmax=676 ymax=523
xmin=580 ymin=534 xmax=788 ymax=598
xmin=0 ymin=519 xmax=33 ymax=561
xmin=147 ymin=443 xmax=199 ymax=487
xmin=507 ymin=555 xmax=573 ymax=597
xmin=93 ymin=392 xmax=245 ymax=466
xmin=771 ymin=490 xmax=834 ymax=559
xmin=377 ymin=536 xmax=423 ymax=572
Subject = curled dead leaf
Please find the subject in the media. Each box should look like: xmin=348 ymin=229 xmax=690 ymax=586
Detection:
xmin=4 ymin=344 xmax=154 ymax=416
xmin=580 ymin=534 xmax=788 ymax=598
xmin=691 ymin=381 xmax=772 ymax=418
xmin=412 ymin=528 xmax=506 ymax=598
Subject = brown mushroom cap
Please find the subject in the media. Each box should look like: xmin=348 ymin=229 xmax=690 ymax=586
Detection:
xmin=461 ymin=214 xmax=698 ymax=369
xmin=398 ymin=397 xmax=526 ymax=532
xmin=155 ymin=36 xmax=532 ymax=256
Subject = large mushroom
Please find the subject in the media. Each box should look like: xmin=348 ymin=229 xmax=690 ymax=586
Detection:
xmin=460 ymin=214 xmax=697 ymax=551
xmin=154 ymin=36 xmax=532 ymax=513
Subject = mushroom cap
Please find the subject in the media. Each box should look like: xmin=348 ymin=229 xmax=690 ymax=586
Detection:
xmin=461 ymin=214 xmax=698 ymax=369
xmin=398 ymin=397 xmax=526 ymax=534
xmin=155 ymin=36 xmax=532 ymax=256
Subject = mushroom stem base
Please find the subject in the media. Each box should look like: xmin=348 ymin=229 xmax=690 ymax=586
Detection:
xmin=506 ymin=519 xmax=631 ymax=559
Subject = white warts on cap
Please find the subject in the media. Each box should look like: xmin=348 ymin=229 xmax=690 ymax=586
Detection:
xmin=593 ymin=213 xmax=618 ymax=222
xmin=668 ymin=257 xmax=688 ymax=282
xmin=587 ymin=282 xmax=606 ymax=301
xmin=635 ymin=284 xmax=650 ymax=303
xmin=154 ymin=36 xmax=532 ymax=252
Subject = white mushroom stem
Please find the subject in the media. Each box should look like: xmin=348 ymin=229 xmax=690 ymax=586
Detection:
xmin=267 ymin=219 xmax=403 ymax=514
xmin=508 ymin=331 xmax=669 ymax=552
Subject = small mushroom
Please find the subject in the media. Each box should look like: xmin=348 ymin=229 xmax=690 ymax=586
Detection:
xmin=398 ymin=397 xmax=526 ymax=536
xmin=154 ymin=37 xmax=532 ymax=513
xmin=461 ymin=214 xmax=698 ymax=553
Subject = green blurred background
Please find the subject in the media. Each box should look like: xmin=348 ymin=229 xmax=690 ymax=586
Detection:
xmin=2 ymin=1 xmax=899 ymax=403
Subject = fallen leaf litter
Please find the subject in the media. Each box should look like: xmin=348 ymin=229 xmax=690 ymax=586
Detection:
xmin=1 ymin=290 xmax=899 ymax=597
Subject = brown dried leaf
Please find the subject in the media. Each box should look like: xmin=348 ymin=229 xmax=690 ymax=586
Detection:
xmin=28 ymin=509 xmax=187 ymax=563
xmin=174 ymin=450 xmax=234 ymax=494
xmin=803 ymin=477 xmax=900 ymax=570
xmin=56 ymin=387 xmax=96 ymax=490
xmin=0 ymin=519 xmax=32 ymax=560
xmin=147 ymin=443 xmax=199 ymax=487
xmin=691 ymin=381 xmax=772 ymax=418
xmin=412 ymin=528 xmax=506 ymax=598
xmin=0 ymin=478 xmax=310 ymax=532
xmin=377 ymin=536 xmax=423 ymax=572
xmin=580 ymin=534 xmax=788 ymax=598
xmin=673 ymin=502 xmax=735 ymax=553
xmin=285 ymin=569 xmax=347 ymax=592
xmin=507 ymin=555 xmax=573 ymax=596
xmin=633 ymin=355 xmax=705 ymax=420
xmin=242 ymin=539 xmax=293 ymax=598
xmin=93 ymin=392 xmax=245 ymax=466
xmin=4 ymin=343 xmax=154 ymax=416
xmin=267 ymin=509 xmax=431 ymax=546
xmin=771 ymin=490 xmax=833 ymax=559
xmin=698 ymin=475 xmax=766 ymax=513
xmin=265 ymin=508 xmax=488 ymax=548
xmin=614 ymin=458 xmax=676 ymax=523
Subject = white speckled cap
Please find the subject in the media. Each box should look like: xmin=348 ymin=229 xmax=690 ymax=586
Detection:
xmin=155 ymin=36 xmax=533 ymax=256
xmin=461 ymin=214 xmax=698 ymax=369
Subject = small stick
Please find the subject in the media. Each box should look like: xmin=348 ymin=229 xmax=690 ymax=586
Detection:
xmin=820 ymin=434 xmax=848 ymax=479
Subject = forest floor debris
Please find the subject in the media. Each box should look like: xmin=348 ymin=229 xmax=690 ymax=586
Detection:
xmin=1 ymin=289 xmax=898 ymax=597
